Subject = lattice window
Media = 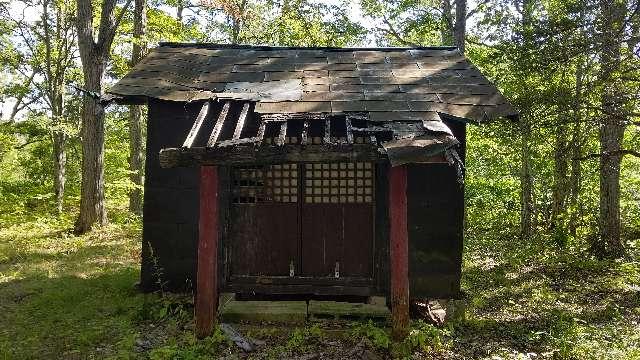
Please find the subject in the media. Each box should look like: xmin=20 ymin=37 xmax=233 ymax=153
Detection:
xmin=231 ymin=166 xmax=264 ymax=203
xmin=303 ymin=162 xmax=374 ymax=204
xmin=232 ymin=164 xmax=298 ymax=204
xmin=265 ymin=164 xmax=298 ymax=203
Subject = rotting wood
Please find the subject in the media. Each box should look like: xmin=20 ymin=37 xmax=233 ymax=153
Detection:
xmin=277 ymin=121 xmax=287 ymax=145
xmin=207 ymin=101 xmax=230 ymax=147
xmin=232 ymin=102 xmax=250 ymax=140
xmin=159 ymin=144 xmax=384 ymax=168
xmin=183 ymin=100 xmax=211 ymax=148
xmin=195 ymin=166 xmax=219 ymax=339
xmin=301 ymin=120 xmax=309 ymax=145
xmin=261 ymin=113 xmax=329 ymax=122
xmin=217 ymin=137 xmax=260 ymax=147
xmin=324 ymin=118 xmax=331 ymax=144
xmin=220 ymin=323 xmax=256 ymax=352
xmin=345 ymin=117 xmax=354 ymax=144
xmin=351 ymin=126 xmax=393 ymax=133
xmin=256 ymin=121 xmax=266 ymax=145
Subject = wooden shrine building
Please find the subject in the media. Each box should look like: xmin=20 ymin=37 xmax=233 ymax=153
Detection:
xmin=106 ymin=43 xmax=516 ymax=338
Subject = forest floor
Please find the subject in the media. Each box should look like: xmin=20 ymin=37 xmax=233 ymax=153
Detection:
xmin=0 ymin=215 xmax=639 ymax=359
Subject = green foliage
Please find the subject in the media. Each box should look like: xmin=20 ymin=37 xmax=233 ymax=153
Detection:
xmin=406 ymin=320 xmax=451 ymax=353
xmin=350 ymin=320 xmax=391 ymax=350
xmin=148 ymin=329 xmax=229 ymax=360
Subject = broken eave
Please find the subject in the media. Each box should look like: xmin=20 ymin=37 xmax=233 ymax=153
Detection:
xmin=159 ymin=143 xmax=387 ymax=168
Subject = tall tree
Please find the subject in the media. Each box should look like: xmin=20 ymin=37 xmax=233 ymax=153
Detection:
xmin=39 ymin=0 xmax=76 ymax=213
xmin=128 ymin=0 xmax=146 ymax=215
xmin=75 ymin=0 xmax=131 ymax=233
xmin=595 ymin=0 xmax=627 ymax=257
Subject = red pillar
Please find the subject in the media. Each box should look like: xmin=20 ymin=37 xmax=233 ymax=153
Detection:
xmin=195 ymin=166 xmax=219 ymax=338
xmin=389 ymin=165 xmax=409 ymax=340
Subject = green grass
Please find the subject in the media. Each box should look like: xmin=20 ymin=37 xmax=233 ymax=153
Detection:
xmin=0 ymin=213 xmax=638 ymax=359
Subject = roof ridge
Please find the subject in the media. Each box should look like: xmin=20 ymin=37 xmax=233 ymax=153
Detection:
xmin=157 ymin=42 xmax=459 ymax=52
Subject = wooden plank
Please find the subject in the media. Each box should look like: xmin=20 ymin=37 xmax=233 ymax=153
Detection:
xmin=345 ymin=117 xmax=354 ymax=144
xmin=229 ymin=275 xmax=374 ymax=287
xmin=159 ymin=144 xmax=385 ymax=168
xmin=276 ymin=121 xmax=287 ymax=146
xmin=389 ymin=165 xmax=409 ymax=341
xmin=195 ymin=166 xmax=219 ymax=339
xmin=256 ymin=121 xmax=266 ymax=145
xmin=183 ymin=101 xmax=211 ymax=148
xmin=228 ymin=284 xmax=374 ymax=297
xmin=207 ymin=101 xmax=231 ymax=147
xmin=232 ymin=102 xmax=251 ymax=140
xmin=301 ymin=120 xmax=309 ymax=145
xmin=324 ymin=118 xmax=331 ymax=144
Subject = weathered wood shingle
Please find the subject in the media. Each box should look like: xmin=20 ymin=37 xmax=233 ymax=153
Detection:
xmin=108 ymin=43 xmax=517 ymax=122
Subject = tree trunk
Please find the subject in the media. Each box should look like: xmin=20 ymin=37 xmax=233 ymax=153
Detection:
xmin=75 ymin=59 xmax=107 ymax=233
xmin=52 ymin=129 xmax=66 ymax=214
xmin=595 ymin=0 xmax=626 ymax=257
xmin=74 ymin=0 xmax=129 ymax=233
xmin=550 ymin=121 xmax=569 ymax=239
xmin=520 ymin=117 xmax=534 ymax=240
xmin=441 ymin=0 xmax=455 ymax=46
xmin=129 ymin=0 xmax=146 ymax=215
xmin=454 ymin=0 xmax=466 ymax=53
xmin=568 ymin=59 xmax=585 ymax=237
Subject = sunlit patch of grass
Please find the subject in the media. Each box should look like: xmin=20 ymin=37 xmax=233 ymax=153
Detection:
xmin=0 ymin=213 xmax=146 ymax=358
xmin=460 ymin=234 xmax=640 ymax=359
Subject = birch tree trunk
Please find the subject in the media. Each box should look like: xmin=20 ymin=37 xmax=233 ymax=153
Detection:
xmin=128 ymin=0 xmax=146 ymax=215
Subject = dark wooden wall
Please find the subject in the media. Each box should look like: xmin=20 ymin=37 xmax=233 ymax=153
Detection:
xmin=406 ymin=119 xmax=466 ymax=298
xmin=141 ymin=99 xmax=201 ymax=292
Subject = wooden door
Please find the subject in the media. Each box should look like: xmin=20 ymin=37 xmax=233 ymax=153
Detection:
xmin=300 ymin=162 xmax=374 ymax=278
xmin=230 ymin=164 xmax=299 ymax=276
xmin=229 ymin=162 xmax=374 ymax=280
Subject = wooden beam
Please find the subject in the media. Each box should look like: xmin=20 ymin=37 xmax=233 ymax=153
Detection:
xmin=232 ymin=102 xmax=250 ymax=140
xmin=324 ymin=118 xmax=331 ymax=144
xmin=276 ymin=121 xmax=287 ymax=146
xmin=207 ymin=101 xmax=231 ymax=147
xmin=301 ymin=120 xmax=309 ymax=145
xmin=256 ymin=121 xmax=266 ymax=145
xmin=159 ymin=144 xmax=385 ymax=168
xmin=389 ymin=165 xmax=409 ymax=341
xmin=345 ymin=117 xmax=354 ymax=144
xmin=195 ymin=166 xmax=219 ymax=339
xmin=183 ymin=101 xmax=211 ymax=148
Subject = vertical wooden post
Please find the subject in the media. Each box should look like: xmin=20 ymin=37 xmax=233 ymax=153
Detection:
xmin=389 ymin=165 xmax=409 ymax=340
xmin=195 ymin=166 xmax=219 ymax=338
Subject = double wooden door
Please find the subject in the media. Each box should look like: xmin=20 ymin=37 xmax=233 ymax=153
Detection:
xmin=229 ymin=162 xmax=375 ymax=280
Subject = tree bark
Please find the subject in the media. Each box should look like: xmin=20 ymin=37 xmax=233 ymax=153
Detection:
xmin=76 ymin=59 xmax=107 ymax=232
xmin=53 ymin=131 xmax=66 ymax=213
xmin=568 ymin=59 xmax=585 ymax=237
xmin=454 ymin=0 xmax=466 ymax=53
xmin=128 ymin=0 xmax=146 ymax=215
xmin=595 ymin=0 xmax=626 ymax=257
xmin=519 ymin=117 xmax=534 ymax=240
xmin=441 ymin=0 xmax=455 ymax=46
xmin=550 ymin=120 xmax=569 ymax=238
xmin=74 ymin=0 xmax=130 ymax=233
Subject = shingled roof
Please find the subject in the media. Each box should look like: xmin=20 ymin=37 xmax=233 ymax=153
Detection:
xmin=107 ymin=43 xmax=516 ymax=123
